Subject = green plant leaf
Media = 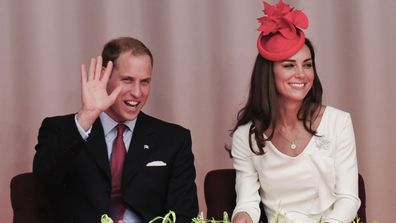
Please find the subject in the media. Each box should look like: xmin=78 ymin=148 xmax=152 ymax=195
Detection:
xmin=101 ymin=214 xmax=113 ymax=223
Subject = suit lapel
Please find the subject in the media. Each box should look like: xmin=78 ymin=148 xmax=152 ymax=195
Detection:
xmin=86 ymin=119 xmax=112 ymax=180
xmin=123 ymin=112 xmax=156 ymax=185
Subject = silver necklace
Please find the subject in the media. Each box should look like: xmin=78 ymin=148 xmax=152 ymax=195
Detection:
xmin=278 ymin=130 xmax=298 ymax=150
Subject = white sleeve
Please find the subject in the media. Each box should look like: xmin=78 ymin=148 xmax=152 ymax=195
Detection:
xmin=323 ymin=114 xmax=361 ymax=223
xmin=231 ymin=125 xmax=262 ymax=223
xmin=74 ymin=114 xmax=92 ymax=141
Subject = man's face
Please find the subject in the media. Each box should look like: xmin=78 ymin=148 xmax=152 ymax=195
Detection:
xmin=105 ymin=53 xmax=152 ymax=122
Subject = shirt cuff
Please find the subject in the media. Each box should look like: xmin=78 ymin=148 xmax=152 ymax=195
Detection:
xmin=74 ymin=114 xmax=92 ymax=141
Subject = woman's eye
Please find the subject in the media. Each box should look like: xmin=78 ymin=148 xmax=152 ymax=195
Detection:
xmin=283 ymin=64 xmax=294 ymax=68
xmin=303 ymin=63 xmax=313 ymax=69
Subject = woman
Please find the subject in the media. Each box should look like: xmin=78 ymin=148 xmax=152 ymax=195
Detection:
xmin=231 ymin=1 xmax=360 ymax=223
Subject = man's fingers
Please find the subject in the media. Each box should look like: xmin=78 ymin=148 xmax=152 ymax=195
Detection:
xmin=94 ymin=56 xmax=103 ymax=80
xmin=88 ymin=57 xmax=96 ymax=81
xmin=109 ymin=86 xmax=123 ymax=102
xmin=80 ymin=64 xmax=87 ymax=84
xmin=101 ymin=61 xmax=113 ymax=82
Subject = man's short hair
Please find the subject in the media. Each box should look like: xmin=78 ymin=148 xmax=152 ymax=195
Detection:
xmin=102 ymin=37 xmax=153 ymax=67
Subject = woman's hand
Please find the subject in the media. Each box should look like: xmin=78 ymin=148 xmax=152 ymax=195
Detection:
xmin=232 ymin=212 xmax=253 ymax=223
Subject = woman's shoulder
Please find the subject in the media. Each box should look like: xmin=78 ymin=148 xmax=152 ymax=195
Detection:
xmin=233 ymin=121 xmax=252 ymax=136
xmin=323 ymin=105 xmax=351 ymax=119
xmin=320 ymin=105 xmax=353 ymax=130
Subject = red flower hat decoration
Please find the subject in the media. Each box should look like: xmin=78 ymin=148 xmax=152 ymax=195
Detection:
xmin=257 ymin=0 xmax=309 ymax=61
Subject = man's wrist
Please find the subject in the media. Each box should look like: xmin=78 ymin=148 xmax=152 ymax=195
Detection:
xmin=76 ymin=109 xmax=100 ymax=131
xmin=74 ymin=115 xmax=92 ymax=141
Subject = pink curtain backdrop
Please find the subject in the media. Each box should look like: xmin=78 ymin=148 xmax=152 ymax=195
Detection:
xmin=1 ymin=0 xmax=395 ymax=222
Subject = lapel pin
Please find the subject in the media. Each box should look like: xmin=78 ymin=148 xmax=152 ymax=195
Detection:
xmin=144 ymin=144 xmax=150 ymax=150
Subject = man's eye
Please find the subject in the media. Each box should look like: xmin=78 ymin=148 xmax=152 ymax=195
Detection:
xmin=141 ymin=80 xmax=151 ymax=86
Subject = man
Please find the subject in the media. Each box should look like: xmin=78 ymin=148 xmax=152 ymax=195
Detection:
xmin=33 ymin=37 xmax=199 ymax=223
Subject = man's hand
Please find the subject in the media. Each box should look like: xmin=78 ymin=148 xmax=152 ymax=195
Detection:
xmin=76 ymin=56 xmax=122 ymax=130
xmin=232 ymin=212 xmax=253 ymax=223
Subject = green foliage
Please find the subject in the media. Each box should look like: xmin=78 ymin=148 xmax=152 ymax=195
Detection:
xmin=268 ymin=209 xmax=379 ymax=223
xmin=191 ymin=211 xmax=231 ymax=223
xmin=352 ymin=216 xmax=380 ymax=223
xmin=101 ymin=211 xmax=379 ymax=223
xmin=149 ymin=210 xmax=177 ymax=223
xmin=191 ymin=212 xmax=206 ymax=223
xmin=100 ymin=214 xmax=113 ymax=223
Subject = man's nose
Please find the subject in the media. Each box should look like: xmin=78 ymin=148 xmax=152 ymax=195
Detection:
xmin=130 ymin=84 xmax=142 ymax=97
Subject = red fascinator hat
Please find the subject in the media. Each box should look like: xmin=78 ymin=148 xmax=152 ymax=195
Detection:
xmin=257 ymin=0 xmax=309 ymax=61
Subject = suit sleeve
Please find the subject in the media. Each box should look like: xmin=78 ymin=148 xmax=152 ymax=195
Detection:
xmin=33 ymin=115 xmax=86 ymax=185
xmin=165 ymin=129 xmax=199 ymax=223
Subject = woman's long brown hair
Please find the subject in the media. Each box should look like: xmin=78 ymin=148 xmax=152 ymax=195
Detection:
xmin=232 ymin=39 xmax=323 ymax=155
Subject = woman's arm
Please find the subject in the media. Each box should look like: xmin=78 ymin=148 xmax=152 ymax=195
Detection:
xmin=323 ymin=114 xmax=361 ymax=223
xmin=231 ymin=125 xmax=262 ymax=223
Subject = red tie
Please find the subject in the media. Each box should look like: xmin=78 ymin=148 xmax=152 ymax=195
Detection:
xmin=109 ymin=124 xmax=127 ymax=221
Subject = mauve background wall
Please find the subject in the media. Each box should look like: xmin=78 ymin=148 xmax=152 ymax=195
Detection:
xmin=1 ymin=0 xmax=395 ymax=222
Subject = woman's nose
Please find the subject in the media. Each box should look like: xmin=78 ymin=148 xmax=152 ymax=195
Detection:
xmin=295 ymin=65 xmax=306 ymax=77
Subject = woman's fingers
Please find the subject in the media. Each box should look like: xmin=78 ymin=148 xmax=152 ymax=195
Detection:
xmin=232 ymin=212 xmax=253 ymax=223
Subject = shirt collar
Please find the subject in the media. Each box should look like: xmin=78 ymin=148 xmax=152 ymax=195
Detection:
xmin=99 ymin=112 xmax=137 ymax=136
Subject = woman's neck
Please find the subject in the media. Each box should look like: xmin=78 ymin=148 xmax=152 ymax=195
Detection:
xmin=277 ymin=100 xmax=302 ymax=129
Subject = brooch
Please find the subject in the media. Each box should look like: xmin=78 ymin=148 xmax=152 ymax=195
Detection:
xmin=315 ymin=136 xmax=330 ymax=150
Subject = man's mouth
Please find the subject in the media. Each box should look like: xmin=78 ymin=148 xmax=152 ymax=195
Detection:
xmin=124 ymin=100 xmax=139 ymax=108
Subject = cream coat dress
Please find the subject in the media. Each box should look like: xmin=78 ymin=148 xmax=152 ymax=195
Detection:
xmin=232 ymin=106 xmax=360 ymax=223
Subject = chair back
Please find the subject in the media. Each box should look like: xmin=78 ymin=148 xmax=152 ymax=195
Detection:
xmin=10 ymin=172 xmax=54 ymax=223
xmin=357 ymin=174 xmax=367 ymax=223
xmin=204 ymin=169 xmax=267 ymax=222
xmin=204 ymin=169 xmax=237 ymax=220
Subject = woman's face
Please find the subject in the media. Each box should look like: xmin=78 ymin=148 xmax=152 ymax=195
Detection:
xmin=273 ymin=45 xmax=314 ymax=103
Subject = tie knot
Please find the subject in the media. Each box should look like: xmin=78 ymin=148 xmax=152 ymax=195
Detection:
xmin=116 ymin=124 xmax=127 ymax=137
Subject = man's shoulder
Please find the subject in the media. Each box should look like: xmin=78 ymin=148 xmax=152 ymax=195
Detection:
xmin=42 ymin=113 xmax=76 ymax=122
xmin=39 ymin=113 xmax=78 ymax=128
xmin=139 ymin=112 xmax=189 ymax=133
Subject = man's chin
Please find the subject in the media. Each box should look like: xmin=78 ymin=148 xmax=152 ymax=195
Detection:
xmin=104 ymin=109 xmax=140 ymax=122
xmin=123 ymin=111 xmax=140 ymax=121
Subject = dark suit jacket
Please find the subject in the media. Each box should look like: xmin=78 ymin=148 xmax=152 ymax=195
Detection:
xmin=33 ymin=112 xmax=198 ymax=223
